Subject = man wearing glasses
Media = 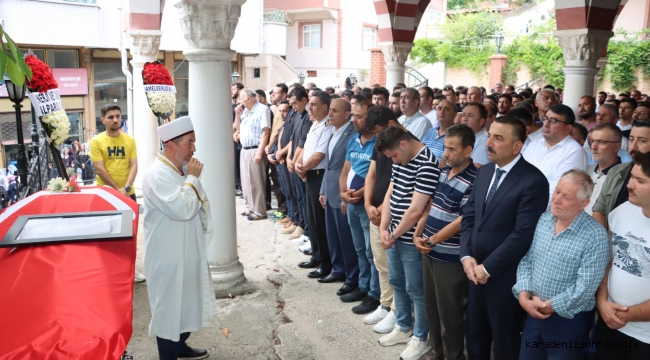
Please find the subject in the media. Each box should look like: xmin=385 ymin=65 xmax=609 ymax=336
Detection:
xmin=522 ymin=104 xmax=588 ymax=204
xmin=584 ymin=123 xmax=623 ymax=215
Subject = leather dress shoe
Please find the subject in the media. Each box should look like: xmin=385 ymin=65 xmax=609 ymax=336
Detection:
xmin=307 ymin=267 xmax=330 ymax=279
xmin=336 ymin=283 xmax=357 ymax=296
xmin=298 ymin=259 xmax=321 ymax=269
xmin=302 ymin=249 xmax=313 ymax=256
xmin=317 ymin=273 xmax=345 ymax=283
xmin=418 ymin=351 xmax=443 ymax=360
xmin=177 ymin=346 xmax=209 ymax=360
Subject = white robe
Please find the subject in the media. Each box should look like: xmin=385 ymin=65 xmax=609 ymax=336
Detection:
xmin=143 ymin=154 xmax=214 ymax=341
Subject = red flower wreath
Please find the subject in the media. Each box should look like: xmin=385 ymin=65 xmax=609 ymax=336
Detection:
xmin=25 ymin=55 xmax=58 ymax=93
xmin=143 ymin=61 xmax=173 ymax=86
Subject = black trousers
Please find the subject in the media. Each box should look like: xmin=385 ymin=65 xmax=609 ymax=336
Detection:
xmin=466 ymin=272 xmax=524 ymax=360
xmin=156 ymin=332 xmax=190 ymax=360
xmin=595 ymin=317 xmax=650 ymax=360
xmin=265 ymin=161 xmax=287 ymax=213
xmin=305 ymin=169 xmax=330 ymax=270
xmin=234 ymin=142 xmax=241 ymax=190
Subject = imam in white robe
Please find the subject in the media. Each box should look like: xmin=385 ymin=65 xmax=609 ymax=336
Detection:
xmin=143 ymin=154 xmax=214 ymax=341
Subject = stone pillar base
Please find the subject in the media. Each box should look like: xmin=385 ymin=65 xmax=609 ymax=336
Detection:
xmin=210 ymin=259 xmax=245 ymax=291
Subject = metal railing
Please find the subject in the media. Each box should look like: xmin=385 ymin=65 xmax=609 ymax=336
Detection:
xmin=405 ymin=66 xmax=429 ymax=88
xmin=263 ymin=11 xmax=286 ymax=23
xmin=516 ymin=75 xmax=543 ymax=90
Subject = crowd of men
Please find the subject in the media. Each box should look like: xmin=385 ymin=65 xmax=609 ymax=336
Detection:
xmin=231 ymin=80 xmax=650 ymax=360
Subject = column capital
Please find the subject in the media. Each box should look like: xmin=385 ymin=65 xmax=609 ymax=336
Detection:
xmin=128 ymin=30 xmax=163 ymax=64
xmin=554 ymin=28 xmax=613 ymax=68
xmin=175 ymin=0 xmax=246 ymax=50
xmin=379 ymin=42 xmax=414 ymax=66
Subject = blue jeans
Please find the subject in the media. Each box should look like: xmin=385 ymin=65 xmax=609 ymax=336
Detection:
xmin=291 ymin=172 xmax=309 ymax=236
xmin=347 ymin=202 xmax=380 ymax=300
xmin=387 ymin=241 xmax=428 ymax=340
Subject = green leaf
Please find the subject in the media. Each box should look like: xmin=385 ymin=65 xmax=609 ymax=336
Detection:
xmin=0 ymin=53 xmax=6 ymax=82
xmin=3 ymin=31 xmax=32 ymax=80
xmin=5 ymin=57 xmax=25 ymax=88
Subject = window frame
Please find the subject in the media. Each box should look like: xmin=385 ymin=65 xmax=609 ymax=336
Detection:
xmin=362 ymin=25 xmax=378 ymax=50
xmin=299 ymin=21 xmax=323 ymax=49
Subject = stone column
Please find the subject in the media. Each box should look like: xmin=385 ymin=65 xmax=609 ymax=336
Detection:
xmin=176 ymin=0 xmax=246 ymax=291
xmin=129 ymin=30 xmax=163 ymax=194
xmin=380 ymin=42 xmax=413 ymax=91
xmin=555 ymin=28 xmax=613 ymax=117
xmin=489 ymin=54 xmax=507 ymax=91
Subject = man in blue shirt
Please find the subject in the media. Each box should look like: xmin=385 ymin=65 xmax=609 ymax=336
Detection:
xmin=339 ymin=100 xmax=381 ymax=315
xmin=513 ymin=170 xmax=609 ymax=359
xmin=422 ymin=100 xmax=456 ymax=165
xmin=413 ymin=124 xmax=478 ymax=360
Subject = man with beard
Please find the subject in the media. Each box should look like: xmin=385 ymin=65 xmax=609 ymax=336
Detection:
xmin=596 ymin=91 xmax=607 ymax=113
xmin=497 ymin=94 xmax=513 ymax=117
xmin=458 ymin=88 xmax=468 ymax=109
xmin=578 ymin=95 xmax=598 ymax=130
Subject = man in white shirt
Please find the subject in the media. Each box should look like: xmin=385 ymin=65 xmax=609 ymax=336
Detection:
xmin=585 ymin=123 xmax=622 ymax=214
xmin=460 ymin=102 xmax=490 ymax=166
xmin=617 ymin=98 xmax=636 ymax=135
xmin=418 ymin=86 xmax=438 ymax=129
xmin=467 ymin=86 xmax=482 ymax=103
xmin=595 ymin=151 xmax=650 ymax=359
xmin=296 ymin=90 xmax=334 ymax=279
xmin=398 ymin=88 xmax=432 ymax=139
xmin=523 ymin=104 xmax=588 ymax=204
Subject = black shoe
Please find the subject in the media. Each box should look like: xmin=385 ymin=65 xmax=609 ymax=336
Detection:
xmin=336 ymin=283 xmax=357 ymax=296
xmin=298 ymin=259 xmax=321 ymax=269
xmin=235 ymin=189 xmax=243 ymax=196
xmin=302 ymin=249 xmax=313 ymax=256
xmin=352 ymin=295 xmax=381 ymax=315
xmin=318 ymin=273 xmax=345 ymax=283
xmin=340 ymin=288 xmax=367 ymax=303
xmin=178 ymin=346 xmax=208 ymax=360
xmin=266 ymin=203 xmax=273 ymax=211
xmin=307 ymin=267 xmax=330 ymax=279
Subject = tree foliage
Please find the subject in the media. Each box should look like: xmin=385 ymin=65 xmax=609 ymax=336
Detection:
xmin=601 ymin=29 xmax=650 ymax=92
xmin=501 ymin=33 xmax=565 ymax=88
xmin=411 ymin=11 xmax=501 ymax=75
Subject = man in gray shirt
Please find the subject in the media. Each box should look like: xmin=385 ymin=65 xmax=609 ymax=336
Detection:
xmin=398 ymin=88 xmax=432 ymax=140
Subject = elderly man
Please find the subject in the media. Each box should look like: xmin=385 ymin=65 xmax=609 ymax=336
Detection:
xmin=595 ymin=152 xmax=650 ymax=360
xmin=534 ymin=89 xmax=556 ymax=124
xmin=523 ymin=104 xmax=588 ymax=204
xmin=398 ymin=88 xmax=432 ymax=139
xmin=319 ymin=99 xmax=358 ymax=292
xmin=143 ymin=117 xmax=213 ymax=360
xmin=585 ymin=123 xmax=623 ymax=215
xmin=513 ymin=170 xmax=609 ymax=359
xmin=460 ymin=102 xmax=490 ymax=166
xmin=413 ymin=124 xmax=478 ymax=360
xmin=296 ymin=90 xmax=334 ymax=278
xmin=494 ymin=82 xmax=503 ymax=94
xmin=467 ymin=86 xmax=482 ymax=103
xmin=376 ymin=126 xmax=440 ymax=360
xmin=422 ymin=100 xmax=457 ymax=162
xmin=234 ymin=88 xmax=271 ymax=220
xmin=460 ymin=116 xmax=549 ymax=360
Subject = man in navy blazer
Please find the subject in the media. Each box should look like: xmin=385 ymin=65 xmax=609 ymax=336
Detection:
xmin=318 ymin=99 xmax=360 ymax=294
xmin=460 ymin=116 xmax=549 ymax=360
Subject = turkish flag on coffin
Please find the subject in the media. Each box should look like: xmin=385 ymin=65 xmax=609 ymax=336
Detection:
xmin=0 ymin=187 xmax=139 ymax=360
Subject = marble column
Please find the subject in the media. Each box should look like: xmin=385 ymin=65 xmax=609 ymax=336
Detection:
xmin=175 ymin=0 xmax=246 ymax=291
xmin=129 ymin=30 xmax=163 ymax=194
xmin=555 ymin=28 xmax=613 ymax=117
xmin=380 ymin=42 xmax=413 ymax=91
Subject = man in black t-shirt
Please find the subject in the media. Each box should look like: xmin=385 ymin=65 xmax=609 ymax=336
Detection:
xmin=362 ymin=106 xmax=420 ymax=334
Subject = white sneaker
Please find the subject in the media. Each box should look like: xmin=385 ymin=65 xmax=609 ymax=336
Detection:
xmin=373 ymin=310 xmax=397 ymax=333
xmin=399 ymin=337 xmax=432 ymax=360
xmin=134 ymin=269 xmax=146 ymax=283
xmin=299 ymin=241 xmax=311 ymax=253
xmin=378 ymin=325 xmax=412 ymax=347
xmin=363 ymin=305 xmax=389 ymax=325
xmin=291 ymin=235 xmax=309 ymax=245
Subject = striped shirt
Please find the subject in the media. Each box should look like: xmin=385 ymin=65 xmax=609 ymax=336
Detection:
xmin=388 ymin=145 xmax=440 ymax=244
xmin=421 ymin=127 xmax=445 ymax=162
xmin=512 ymin=211 xmax=610 ymax=319
xmin=240 ymin=101 xmax=270 ymax=148
xmin=424 ymin=162 xmax=478 ymax=262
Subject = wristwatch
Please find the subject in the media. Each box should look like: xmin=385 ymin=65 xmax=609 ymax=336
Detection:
xmin=425 ymin=238 xmax=434 ymax=248
xmin=124 ymin=185 xmax=132 ymax=193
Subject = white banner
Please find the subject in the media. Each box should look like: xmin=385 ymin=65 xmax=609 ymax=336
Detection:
xmin=144 ymin=85 xmax=176 ymax=93
xmin=27 ymin=89 xmax=63 ymax=117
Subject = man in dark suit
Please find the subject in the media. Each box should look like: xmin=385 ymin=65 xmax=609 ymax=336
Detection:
xmin=318 ymin=99 xmax=359 ymax=294
xmin=460 ymin=115 xmax=549 ymax=360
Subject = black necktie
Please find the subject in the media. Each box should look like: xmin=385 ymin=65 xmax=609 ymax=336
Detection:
xmin=485 ymin=169 xmax=505 ymax=208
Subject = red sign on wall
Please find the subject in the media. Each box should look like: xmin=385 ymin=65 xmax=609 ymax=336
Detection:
xmin=52 ymin=68 xmax=88 ymax=95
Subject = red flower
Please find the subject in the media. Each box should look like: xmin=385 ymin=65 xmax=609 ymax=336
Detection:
xmin=142 ymin=61 xmax=174 ymax=86
xmin=25 ymin=55 xmax=58 ymax=93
